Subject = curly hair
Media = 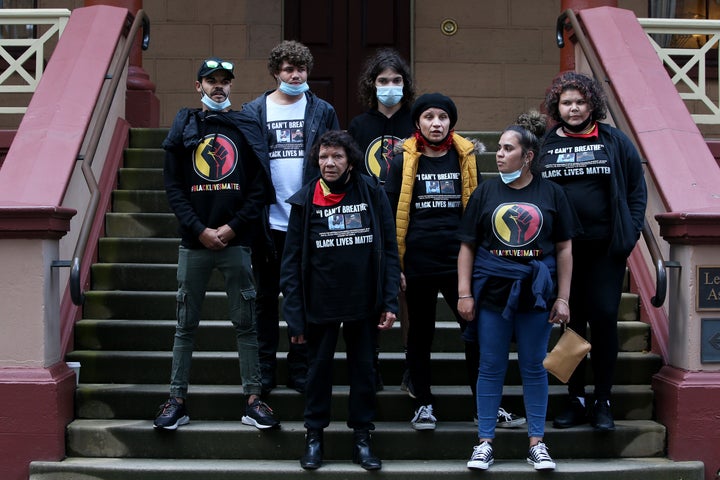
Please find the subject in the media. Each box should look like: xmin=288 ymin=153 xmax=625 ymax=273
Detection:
xmin=544 ymin=71 xmax=608 ymax=123
xmin=310 ymin=130 xmax=363 ymax=169
xmin=267 ymin=40 xmax=314 ymax=76
xmin=357 ymin=48 xmax=415 ymax=109
xmin=503 ymin=110 xmax=548 ymax=174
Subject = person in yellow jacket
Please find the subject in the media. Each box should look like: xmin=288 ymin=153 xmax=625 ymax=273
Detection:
xmin=385 ymin=93 xmax=525 ymax=431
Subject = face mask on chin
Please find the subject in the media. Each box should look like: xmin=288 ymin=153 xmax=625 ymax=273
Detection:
xmin=499 ymin=162 xmax=527 ymax=185
xmin=376 ymin=86 xmax=403 ymax=107
xmin=278 ymin=80 xmax=310 ymax=96
xmin=201 ymin=91 xmax=231 ymax=111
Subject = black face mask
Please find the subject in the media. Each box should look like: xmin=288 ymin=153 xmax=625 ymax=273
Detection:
xmin=322 ymin=168 xmax=352 ymax=192
xmin=560 ymin=115 xmax=593 ymax=133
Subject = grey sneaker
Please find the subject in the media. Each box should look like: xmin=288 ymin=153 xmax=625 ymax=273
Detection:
xmin=496 ymin=407 xmax=526 ymax=428
xmin=467 ymin=441 xmax=494 ymax=470
xmin=241 ymin=398 xmax=280 ymax=430
xmin=527 ymin=441 xmax=556 ymax=470
xmin=153 ymin=398 xmax=189 ymax=430
xmin=411 ymin=404 xmax=436 ymax=430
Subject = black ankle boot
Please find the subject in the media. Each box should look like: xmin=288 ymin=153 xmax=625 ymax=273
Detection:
xmin=352 ymin=430 xmax=382 ymax=470
xmin=300 ymin=429 xmax=323 ymax=470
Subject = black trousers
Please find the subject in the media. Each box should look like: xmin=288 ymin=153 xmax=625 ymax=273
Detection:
xmin=304 ymin=318 xmax=376 ymax=431
xmin=405 ymin=272 xmax=479 ymax=408
xmin=252 ymin=229 xmax=307 ymax=384
xmin=566 ymin=239 xmax=627 ymax=401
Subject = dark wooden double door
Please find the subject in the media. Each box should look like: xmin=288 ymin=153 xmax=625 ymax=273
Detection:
xmin=284 ymin=0 xmax=411 ymax=128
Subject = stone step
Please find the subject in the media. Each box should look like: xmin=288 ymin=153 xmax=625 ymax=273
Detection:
xmin=104 ymin=212 xmax=178 ymax=238
xmin=129 ymin=128 xmax=167 ymax=149
xmin=124 ymin=148 xmax=164 ymax=168
xmin=81 ymin=289 xmax=640 ymax=322
xmin=118 ymin=167 xmax=164 ymax=190
xmin=98 ymin=238 xmax=180 ymax=263
xmin=30 ymin=457 xmax=705 ymax=480
xmin=74 ymin=383 xmax=654 ymax=422
xmin=73 ymin=319 xmax=650 ymax=353
xmin=65 ymin=350 xmax=661 ymax=386
xmin=112 ymin=190 xmax=170 ymax=213
xmin=61 ymin=419 xmax=668 ymax=460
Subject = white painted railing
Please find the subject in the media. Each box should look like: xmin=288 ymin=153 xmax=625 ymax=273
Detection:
xmin=0 ymin=9 xmax=70 ymax=114
xmin=639 ymin=17 xmax=720 ymax=124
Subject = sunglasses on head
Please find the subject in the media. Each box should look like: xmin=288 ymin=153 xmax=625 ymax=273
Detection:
xmin=205 ymin=59 xmax=234 ymax=72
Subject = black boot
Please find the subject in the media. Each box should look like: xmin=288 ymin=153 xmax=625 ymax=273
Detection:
xmin=352 ymin=430 xmax=382 ymax=470
xmin=300 ymin=429 xmax=323 ymax=470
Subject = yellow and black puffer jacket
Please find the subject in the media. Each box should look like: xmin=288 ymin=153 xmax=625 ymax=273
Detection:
xmin=395 ymin=133 xmax=482 ymax=270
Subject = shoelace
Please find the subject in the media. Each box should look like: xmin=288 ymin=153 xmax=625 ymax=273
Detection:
xmin=472 ymin=442 xmax=492 ymax=460
xmin=530 ymin=443 xmax=552 ymax=462
xmin=497 ymin=407 xmax=513 ymax=421
xmin=255 ymin=401 xmax=274 ymax=415
xmin=419 ymin=406 xmax=435 ymax=420
xmin=158 ymin=401 xmax=179 ymax=416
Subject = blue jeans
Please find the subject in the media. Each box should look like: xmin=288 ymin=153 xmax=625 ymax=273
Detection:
xmin=170 ymin=245 xmax=261 ymax=399
xmin=475 ymin=307 xmax=552 ymax=439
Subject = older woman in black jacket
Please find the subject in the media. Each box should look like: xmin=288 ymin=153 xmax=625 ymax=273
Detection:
xmin=280 ymin=130 xmax=400 ymax=471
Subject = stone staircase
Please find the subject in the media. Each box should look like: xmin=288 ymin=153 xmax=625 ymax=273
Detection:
xmin=29 ymin=129 xmax=704 ymax=479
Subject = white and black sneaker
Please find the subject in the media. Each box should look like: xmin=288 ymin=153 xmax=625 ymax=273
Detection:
xmin=496 ymin=407 xmax=526 ymax=428
xmin=411 ymin=404 xmax=436 ymax=430
xmin=467 ymin=441 xmax=494 ymax=470
xmin=527 ymin=441 xmax=556 ymax=470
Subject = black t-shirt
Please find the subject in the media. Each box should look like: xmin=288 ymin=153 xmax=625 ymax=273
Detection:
xmin=386 ymin=148 xmax=463 ymax=278
xmin=306 ymin=184 xmax=374 ymax=322
xmin=348 ymin=106 xmax=414 ymax=183
xmin=539 ymin=129 xmax=613 ymax=240
xmin=457 ymin=175 xmax=579 ymax=311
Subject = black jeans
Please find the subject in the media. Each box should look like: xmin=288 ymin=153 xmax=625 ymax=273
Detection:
xmin=566 ymin=239 xmax=627 ymax=401
xmin=405 ymin=272 xmax=478 ymax=407
xmin=252 ymin=229 xmax=308 ymax=385
xmin=304 ymin=318 xmax=376 ymax=431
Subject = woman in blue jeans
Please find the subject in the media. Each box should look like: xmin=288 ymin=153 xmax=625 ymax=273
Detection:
xmin=457 ymin=111 xmax=579 ymax=471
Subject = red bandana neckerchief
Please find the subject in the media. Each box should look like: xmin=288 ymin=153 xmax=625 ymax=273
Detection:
xmin=313 ymin=179 xmax=346 ymax=207
xmin=562 ymin=122 xmax=598 ymax=139
xmin=414 ymin=130 xmax=455 ymax=153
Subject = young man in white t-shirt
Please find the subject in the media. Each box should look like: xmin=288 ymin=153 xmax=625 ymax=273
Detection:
xmin=243 ymin=40 xmax=339 ymax=396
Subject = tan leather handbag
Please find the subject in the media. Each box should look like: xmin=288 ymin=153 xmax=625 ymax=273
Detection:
xmin=543 ymin=325 xmax=591 ymax=383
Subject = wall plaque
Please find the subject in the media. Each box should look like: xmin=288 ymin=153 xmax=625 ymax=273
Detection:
xmin=697 ymin=266 xmax=720 ymax=311
xmin=701 ymin=318 xmax=720 ymax=363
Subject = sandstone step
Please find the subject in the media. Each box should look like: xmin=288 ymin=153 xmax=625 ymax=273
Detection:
xmin=61 ymin=419 xmax=668 ymax=460
xmin=129 ymin=128 xmax=167 ymax=148
xmin=74 ymin=383 xmax=654 ymax=423
xmin=65 ymin=350 xmax=661 ymax=386
xmin=30 ymin=457 xmax=705 ymax=480
xmin=73 ymin=318 xmax=650 ymax=353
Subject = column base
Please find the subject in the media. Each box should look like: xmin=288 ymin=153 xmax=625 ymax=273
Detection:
xmin=0 ymin=363 xmax=75 ymax=480
xmin=653 ymin=365 xmax=719 ymax=480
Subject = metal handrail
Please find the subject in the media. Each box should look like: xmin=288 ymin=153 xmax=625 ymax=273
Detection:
xmin=67 ymin=9 xmax=150 ymax=305
xmin=555 ymin=9 xmax=677 ymax=308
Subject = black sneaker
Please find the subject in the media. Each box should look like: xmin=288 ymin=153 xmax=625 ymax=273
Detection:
xmin=527 ymin=441 xmax=556 ymax=470
xmin=590 ymin=399 xmax=616 ymax=431
xmin=496 ymin=407 xmax=526 ymax=428
xmin=553 ymin=396 xmax=588 ymax=429
xmin=467 ymin=441 xmax=494 ymax=470
xmin=153 ymin=398 xmax=189 ymax=430
xmin=242 ymin=398 xmax=280 ymax=430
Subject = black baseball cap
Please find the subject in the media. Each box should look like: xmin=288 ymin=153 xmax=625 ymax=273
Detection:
xmin=197 ymin=58 xmax=235 ymax=81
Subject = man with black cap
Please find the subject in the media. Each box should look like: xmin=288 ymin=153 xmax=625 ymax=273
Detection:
xmin=153 ymin=57 xmax=279 ymax=431
xmin=385 ymin=93 xmax=526 ymax=432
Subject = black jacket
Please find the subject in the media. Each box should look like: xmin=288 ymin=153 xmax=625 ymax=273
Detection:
xmin=279 ymin=173 xmax=400 ymax=337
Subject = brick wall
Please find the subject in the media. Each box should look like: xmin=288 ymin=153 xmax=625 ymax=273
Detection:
xmin=1 ymin=0 xmax=648 ymax=129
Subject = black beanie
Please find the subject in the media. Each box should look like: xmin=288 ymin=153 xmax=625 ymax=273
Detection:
xmin=411 ymin=93 xmax=458 ymax=130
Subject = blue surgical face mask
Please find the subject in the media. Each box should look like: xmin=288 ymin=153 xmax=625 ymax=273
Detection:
xmin=278 ymin=80 xmax=310 ymax=96
xmin=499 ymin=162 xmax=527 ymax=185
xmin=201 ymin=92 xmax=231 ymax=111
xmin=376 ymin=85 xmax=403 ymax=107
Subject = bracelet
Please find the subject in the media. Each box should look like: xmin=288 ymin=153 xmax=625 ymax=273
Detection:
xmin=458 ymin=295 xmax=473 ymax=299
xmin=555 ymin=297 xmax=569 ymax=306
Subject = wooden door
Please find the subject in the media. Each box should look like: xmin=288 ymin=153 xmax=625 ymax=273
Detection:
xmin=284 ymin=0 xmax=411 ymax=128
